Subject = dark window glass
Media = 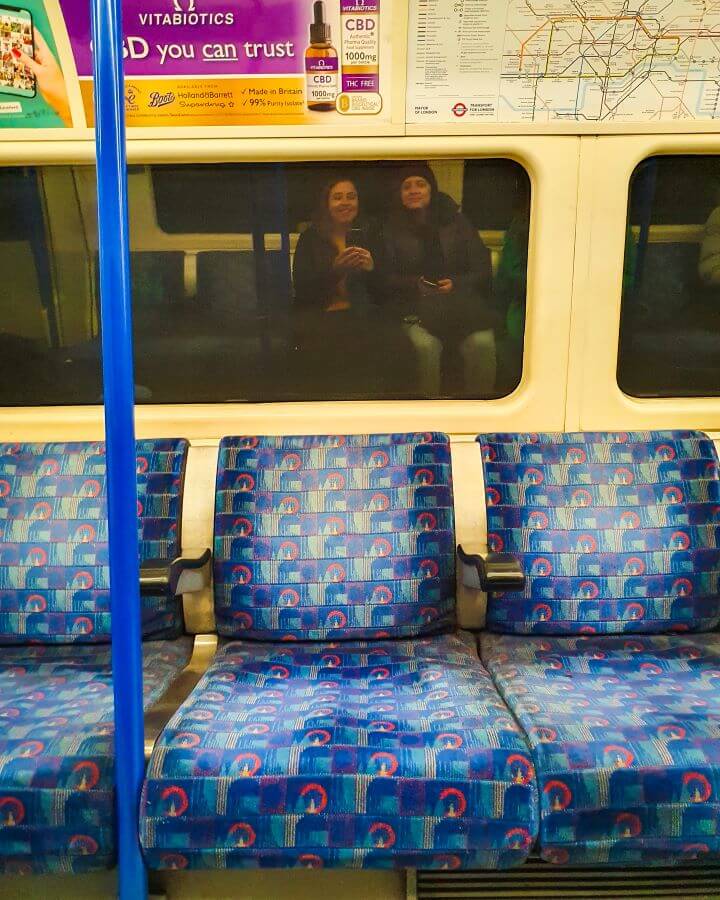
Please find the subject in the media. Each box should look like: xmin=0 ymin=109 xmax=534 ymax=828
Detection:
xmin=0 ymin=159 xmax=529 ymax=405
xmin=620 ymin=155 xmax=720 ymax=397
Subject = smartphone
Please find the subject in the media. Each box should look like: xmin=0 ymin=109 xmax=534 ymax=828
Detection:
xmin=420 ymin=277 xmax=439 ymax=289
xmin=0 ymin=5 xmax=35 ymax=98
xmin=347 ymin=226 xmax=365 ymax=248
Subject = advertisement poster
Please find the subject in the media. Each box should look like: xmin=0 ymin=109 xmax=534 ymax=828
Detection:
xmin=59 ymin=0 xmax=391 ymax=128
xmin=0 ymin=0 xmax=72 ymax=127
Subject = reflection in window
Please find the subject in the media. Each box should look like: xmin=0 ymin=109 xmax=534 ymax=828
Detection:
xmin=619 ymin=155 xmax=720 ymax=397
xmin=0 ymin=160 xmax=530 ymax=405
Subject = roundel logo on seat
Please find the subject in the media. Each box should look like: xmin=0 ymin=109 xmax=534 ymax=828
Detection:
xmin=305 ymin=729 xmax=331 ymax=746
xmin=232 ymin=565 xmax=252 ymax=585
xmin=615 ymin=812 xmax=642 ymax=837
xmin=231 ymin=753 xmax=262 ymax=777
xmin=614 ymin=467 xmax=634 ymax=485
xmin=161 ymin=786 xmax=189 ymax=817
xmin=40 ymin=458 xmax=60 ymax=476
xmin=436 ymin=732 xmax=463 ymax=749
xmin=683 ymin=771 xmax=712 ymax=802
xmin=233 ymin=517 xmax=253 ymax=536
xmin=235 ymin=473 xmax=255 ymax=492
xmin=325 ymin=564 xmax=346 ymax=583
xmin=72 ymin=617 xmax=94 ymax=635
xmin=26 ymin=594 xmax=47 ymax=612
xmin=298 ymin=853 xmax=323 ymax=868
xmin=656 ymin=444 xmax=676 ymax=461
xmin=369 ymin=821 xmax=395 ymax=848
xmin=432 ymin=853 xmax=462 ymax=870
xmin=571 ymin=489 xmax=592 ymax=507
xmin=370 ymin=493 xmax=390 ymax=511
xmin=508 ymin=754 xmax=534 ymax=785
xmin=0 ymin=797 xmax=26 ymax=826
xmin=604 ymin=744 xmax=634 ymax=768
xmin=415 ymin=468 xmax=434 ymax=486
xmin=68 ymin=834 xmax=99 ymax=856
xmin=300 ymin=783 xmax=327 ymax=814
xmin=16 ymin=740 xmax=44 ymax=758
xmin=370 ymin=450 xmax=389 ymax=468
xmin=505 ymin=827 xmax=533 ymax=850
xmin=371 ymin=538 xmax=392 ymax=558
xmin=71 ymin=761 xmax=100 ymax=791
xmin=32 ymin=501 xmax=52 ymax=520
xmin=228 ymin=822 xmax=256 ymax=847
xmin=370 ymin=751 xmax=398 ymax=776
xmin=671 ymin=531 xmax=691 ymax=550
xmin=438 ymin=787 xmax=466 ymax=818
xmin=136 ymin=456 xmax=149 ymax=474
xmin=371 ymin=585 xmax=393 ymax=604
xmin=663 ymin=486 xmax=684 ymax=504
xmin=420 ymin=558 xmax=439 ymax=578
xmin=160 ymin=853 xmax=189 ymax=870
xmin=544 ymin=780 xmax=572 ymax=811
xmin=524 ymin=467 xmax=544 ymax=485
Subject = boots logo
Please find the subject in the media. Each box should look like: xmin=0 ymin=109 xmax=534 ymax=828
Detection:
xmin=149 ymin=91 xmax=175 ymax=109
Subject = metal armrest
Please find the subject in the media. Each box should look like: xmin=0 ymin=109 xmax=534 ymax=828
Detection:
xmin=140 ymin=547 xmax=211 ymax=596
xmin=457 ymin=544 xmax=525 ymax=592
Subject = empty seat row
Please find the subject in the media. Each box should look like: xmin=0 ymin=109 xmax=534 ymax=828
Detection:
xmin=1 ymin=430 xmax=719 ymax=877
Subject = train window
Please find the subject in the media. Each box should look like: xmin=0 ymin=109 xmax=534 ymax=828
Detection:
xmin=619 ymin=155 xmax=720 ymax=398
xmin=0 ymin=159 xmax=530 ymax=405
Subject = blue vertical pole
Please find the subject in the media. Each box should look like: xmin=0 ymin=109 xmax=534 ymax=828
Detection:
xmin=89 ymin=0 xmax=147 ymax=897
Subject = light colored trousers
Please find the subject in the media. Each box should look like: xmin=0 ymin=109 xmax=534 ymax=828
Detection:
xmin=403 ymin=321 xmax=497 ymax=397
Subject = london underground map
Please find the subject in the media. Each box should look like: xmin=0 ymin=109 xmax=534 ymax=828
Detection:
xmin=407 ymin=1 xmax=720 ymax=123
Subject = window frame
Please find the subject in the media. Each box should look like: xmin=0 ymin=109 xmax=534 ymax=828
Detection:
xmin=0 ymin=135 xmax=578 ymax=440
xmin=569 ymin=134 xmax=720 ymax=432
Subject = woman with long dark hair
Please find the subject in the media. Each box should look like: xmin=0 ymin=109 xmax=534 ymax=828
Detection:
xmin=291 ymin=175 xmax=385 ymax=397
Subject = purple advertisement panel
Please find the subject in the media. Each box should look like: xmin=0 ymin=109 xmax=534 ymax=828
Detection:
xmin=59 ymin=0 xmax=304 ymax=77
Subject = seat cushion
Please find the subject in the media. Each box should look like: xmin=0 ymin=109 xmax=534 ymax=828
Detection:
xmin=479 ymin=431 xmax=720 ymax=634
xmin=0 ymin=637 xmax=192 ymax=874
xmin=0 ymin=439 xmax=189 ymax=643
xmin=481 ymin=632 xmax=720 ymax=867
xmin=214 ymin=433 xmax=456 ymax=640
xmin=141 ymin=632 xmax=539 ymax=870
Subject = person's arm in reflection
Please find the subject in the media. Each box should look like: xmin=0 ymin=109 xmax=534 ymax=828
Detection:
xmin=292 ymin=226 xmax=342 ymax=310
xmin=495 ymin=216 xmax=529 ymax=341
xmin=699 ymin=206 xmax=720 ymax=286
xmin=445 ymin=211 xmax=492 ymax=300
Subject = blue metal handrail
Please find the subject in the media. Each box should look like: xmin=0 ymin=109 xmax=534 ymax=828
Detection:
xmin=89 ymin=0 xmax=148 ymax=896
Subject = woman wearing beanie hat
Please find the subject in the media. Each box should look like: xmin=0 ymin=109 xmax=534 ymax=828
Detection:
xmin=375 ymin=163 xmax=497 ymax=397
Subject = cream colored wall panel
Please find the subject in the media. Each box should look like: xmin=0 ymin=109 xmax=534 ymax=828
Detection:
xmin=573 ymin=134 xmax=720 ymax=431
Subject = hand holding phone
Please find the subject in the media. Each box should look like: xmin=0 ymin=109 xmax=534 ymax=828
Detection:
xmin=14 ymin=27 xmax=71 ymax=125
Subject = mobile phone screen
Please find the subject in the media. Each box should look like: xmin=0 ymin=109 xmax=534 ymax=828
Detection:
xmin=348 ymin=227 xmax=364 ymax=248
xmin=0 ymin=6 xmax=35 ymax=98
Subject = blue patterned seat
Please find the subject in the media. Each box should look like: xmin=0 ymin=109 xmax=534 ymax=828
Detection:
xmin=478 ymin=431 xmax=720 ymax=867
xmin=141 ymin=433 xmax=539 ymax=870
xmin=0 ymin=638 xmax=191 ymax=875
xmin=481 ymin=632 xmax=720 ymax=867
xmin=0 ymin=440 xmax=192 ymax=875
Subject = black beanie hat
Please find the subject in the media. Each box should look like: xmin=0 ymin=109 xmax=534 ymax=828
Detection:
xmin=394 ymin=162 xmax=438 ymax=197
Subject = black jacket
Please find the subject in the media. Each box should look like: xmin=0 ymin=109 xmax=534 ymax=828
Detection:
xmin=375 ymin=192 xmax=495 ymax=334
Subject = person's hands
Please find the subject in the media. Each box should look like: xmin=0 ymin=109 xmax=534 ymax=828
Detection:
xmin=333 ymin=247 xmax=369 ymax=272
xmin=352 ymin=247 xmax=374 ymax=271
xmin=14 ymin=30 xmax=71 ymax=126
xmin=437 ymin=278 xmax=454 ymax=294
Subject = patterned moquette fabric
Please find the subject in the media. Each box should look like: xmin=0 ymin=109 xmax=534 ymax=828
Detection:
xmin=481 ymin=632 xmax=720 ymax=868
xmin=0 ymin=439 xmax=188 ymax=643
xmin=214 ymin=433 xmax=456 ymax=640
xmin=141 ymin=632 xmax=539 ymax=871
xmin=478 ymin=431 xmax=720 ymax=634
xmin=0 ymin=637 xmax=192 ymax=875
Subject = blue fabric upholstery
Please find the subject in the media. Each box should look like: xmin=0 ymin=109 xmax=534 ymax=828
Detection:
xmin=141 ymin=632 xmax=538 ymax=870
xmin=0 ymin=637 xmax=192 ymax=875
xmin=478 ymin=431 xmax=720 ymax=634
xmin=0 ymin=439 xmax=188 ymax=642
xmin=481 ymin=632 xmax=720 ymax=867
xmin=214 ymin=433 xmax=455 ymax=640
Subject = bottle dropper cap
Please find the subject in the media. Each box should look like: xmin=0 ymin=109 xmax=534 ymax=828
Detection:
xmin=310 ymin=0 xmax=331 ymax=43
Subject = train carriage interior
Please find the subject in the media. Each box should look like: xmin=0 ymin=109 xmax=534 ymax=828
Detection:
xmin=5 ymin=3 xmax=720 ymax=899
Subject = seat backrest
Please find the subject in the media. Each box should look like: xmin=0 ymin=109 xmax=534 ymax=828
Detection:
xmin=214 ymin=433 xmax=455 ymax=640
xmin=0 ymin=438 xmax=188 ymax=644
xmin=479 ymin=430 xmax=720 ymax=634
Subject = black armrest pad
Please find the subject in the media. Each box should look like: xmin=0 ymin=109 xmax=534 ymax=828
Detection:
xmin=457 ymin=545 xmax=525 ymax=592
xmin=140 ymin=548 xmax=211 ymax=596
